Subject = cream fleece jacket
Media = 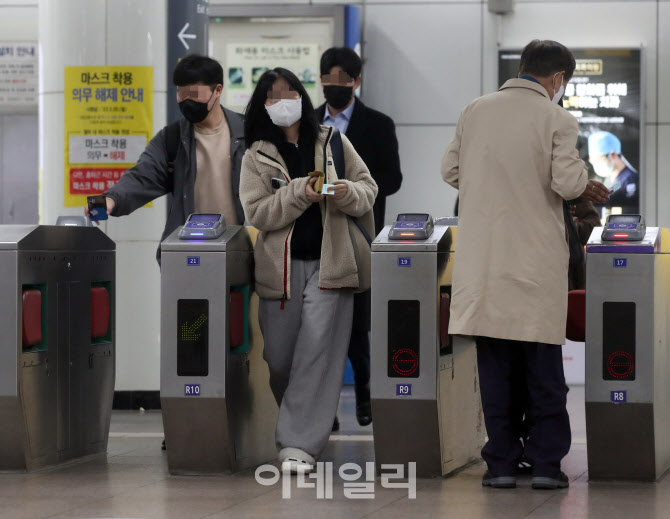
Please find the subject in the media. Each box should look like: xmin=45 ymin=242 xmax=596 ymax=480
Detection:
xmin=240 ymin=126 xmax=378 ymax=300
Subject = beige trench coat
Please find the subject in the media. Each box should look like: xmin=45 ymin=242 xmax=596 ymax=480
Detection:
xmin=441 ymin=79 xmax=588 ymax=345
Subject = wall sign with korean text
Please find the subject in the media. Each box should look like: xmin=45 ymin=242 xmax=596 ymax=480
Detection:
xmin=63 ymin=66 xmax=153 ymax=207
xmin=0 ymin=42 xmax=38 ymax=106
xmin=224 ymin=43 xmax=319 ymax=111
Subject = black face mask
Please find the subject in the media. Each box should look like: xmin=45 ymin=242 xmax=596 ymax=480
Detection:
xmin=323 ymin=85 xmax=354 ymax=110
xmin=178 ymin=91 xmax=214 ymax=124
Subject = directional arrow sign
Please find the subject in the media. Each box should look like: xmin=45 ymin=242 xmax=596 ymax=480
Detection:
xmin=180 ymin=314 xmax=207 ymax=341
xmin=167 ymin=0 xmax=208 ymax=125
xmin=178 ymin=22 xmax=197 ymax=50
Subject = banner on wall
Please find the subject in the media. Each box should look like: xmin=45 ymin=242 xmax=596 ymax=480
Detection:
xmin=0 ymin=42 xmax=38 ymax=105
xmin=64 ymin=66 xmax=153 ymax=207
xmin=499 ymin=49 xmax=642 ymax=218
xmin=225 ymin=43 xmax=319 ymax=109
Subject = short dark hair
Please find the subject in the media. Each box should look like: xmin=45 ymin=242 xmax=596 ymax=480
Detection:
xmin=173 ymin=54 xmax=223 ymax=89
xmin=244 ymin=67 xmax=320 ymax=149
xmin=519 ymin=40 xmax=576 ymax=80
xmin=320 ymin=47 xmax=362 ymax=79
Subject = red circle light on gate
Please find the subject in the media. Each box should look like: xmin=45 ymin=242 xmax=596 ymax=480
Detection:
xmin=607 ymin=351 xmax=634 ymax=379
xmin=392 ymin=348 xmax=419 ymax=376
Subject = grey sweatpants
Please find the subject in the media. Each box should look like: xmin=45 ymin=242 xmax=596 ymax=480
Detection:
xmin=259 ymin=259 xmax=354 ymax=458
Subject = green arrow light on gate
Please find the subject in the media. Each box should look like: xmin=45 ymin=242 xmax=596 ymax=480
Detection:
xmin=180 ymin=314 xmax=207 ymax=341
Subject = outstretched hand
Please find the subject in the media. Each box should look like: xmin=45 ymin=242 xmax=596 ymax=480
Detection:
xmin=580 ymin=180 xmax=610 ymax=204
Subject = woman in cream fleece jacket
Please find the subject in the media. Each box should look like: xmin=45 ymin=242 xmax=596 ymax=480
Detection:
xmin=240 ymin=68 xmax=377 ymax=473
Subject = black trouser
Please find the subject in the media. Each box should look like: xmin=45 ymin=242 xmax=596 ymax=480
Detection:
xmin=348 ymin=290 xmax=371 ymax=387
xmin=476 ymin=336 xmax=571 ymax=477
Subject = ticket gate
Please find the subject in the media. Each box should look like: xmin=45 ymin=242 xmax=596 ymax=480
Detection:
xmin=370 ymin=215 xmax=485 ymax=477
xmin=160 ymin=219 xmax=276 ymax=474
xmin=0 ymin=224 xmax=115 ymax=471
xmin=585 ymin=225 xmax=670 ymax=480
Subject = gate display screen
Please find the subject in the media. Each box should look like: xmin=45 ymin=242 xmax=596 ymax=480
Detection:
xmin=189 ymin=214 xmax=221 ymax=222
xmin=388 ymin=300 xmax=420 ymax=378
xmin=177 ymin=299 xmax=209 ymax=377
xmin=602 ymin=302 xmax=635 ymax=381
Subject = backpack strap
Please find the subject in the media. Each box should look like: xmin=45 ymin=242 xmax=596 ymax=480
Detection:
xmin=164 ymin=120 xmax=181 ymax=215
xmin=165 ymin=120 xmax=181 ymax=174
xmin=329 ymin=129 xmax=373 ymax=246
xmin=329 ymin=128 xmax=346 ymax=180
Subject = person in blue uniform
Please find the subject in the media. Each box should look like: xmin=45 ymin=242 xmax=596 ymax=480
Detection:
xmin=588 ymin=131 xmax=639 ymax=212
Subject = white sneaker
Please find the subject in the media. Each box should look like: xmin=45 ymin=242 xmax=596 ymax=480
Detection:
xmin=281 ymin=457 xmax=314 ymax=474
xmin=278 ymin=447 xmax=316 ymax=474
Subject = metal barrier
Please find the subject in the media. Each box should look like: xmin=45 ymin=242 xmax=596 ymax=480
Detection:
xmin=0 ymin=225 xmax=115 ymax=471
xmin=370 ymin=216 xmax=484 ymax=477
xmin=160 ymin=223 xmax=276 ymax=474
xmin=585 ymin=227 xmax=670 ymax=480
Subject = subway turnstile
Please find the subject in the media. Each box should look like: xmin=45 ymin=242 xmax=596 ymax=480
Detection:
xmin=160 ymin=222 xmax=276 ymax=474
xmin=585 ymin=226 xmax=670 ymax=480
xmin=370 ymin=216 xmax=484 ymax=477
xmin=0 ymin=225 xmax=115 ymax=471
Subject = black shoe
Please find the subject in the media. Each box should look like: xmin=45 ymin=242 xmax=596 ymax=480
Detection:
xmin=355 ymin=383 xmax=372 ymax=426
xmin=532 ymin=471 xmax=569 ymax=490
xmin=332 ymin=416 xmax=340 ymax=432
xmin=161 ymin=439 xmax=166 ymax=451
xmin=482 ymin=471 xmax=516 ymax=489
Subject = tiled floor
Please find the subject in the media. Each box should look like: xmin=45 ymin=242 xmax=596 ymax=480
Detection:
xmin=1 ymin=386 xmax=668 ymax=519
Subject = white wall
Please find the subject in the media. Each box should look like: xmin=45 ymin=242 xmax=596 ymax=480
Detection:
xmin=0 ymin=2 xmax=39 ymax=224
xmin=0 ymin=1 xmax=37 ymax=40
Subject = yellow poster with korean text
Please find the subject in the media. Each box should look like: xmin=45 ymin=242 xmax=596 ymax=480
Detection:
xmin=64 ymin=66 xmax=153 ymax=207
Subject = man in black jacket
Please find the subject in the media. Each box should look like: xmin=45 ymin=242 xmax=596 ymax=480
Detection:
xmin=85 ymin=55 xmax=245 ymax=263
xmin=316 ymin=47 xmax=403 ymax=427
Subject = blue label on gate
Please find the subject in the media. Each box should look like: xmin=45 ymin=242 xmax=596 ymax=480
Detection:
xmin=187 ymin=256 xmax=200 ymax=266
xmin=396 ymin=384 xmax=412 ymax=396
xmin=610 ymin=390 xmax=627 ymax=403
xmin=613 ymin=258 xmax=627 ymax=268
xmin=398 ymin=257 xmax=411 ymax=267
xmin=185 ymin=384 xmax=200 ymax=396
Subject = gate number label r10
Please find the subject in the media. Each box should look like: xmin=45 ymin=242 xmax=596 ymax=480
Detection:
xmin=185 ymin=384 xmax=200 ymax=396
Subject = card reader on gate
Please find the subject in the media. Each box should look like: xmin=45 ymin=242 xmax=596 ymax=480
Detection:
xmin=178 ymin=213 xmax=226 ymax=240
xmin=388 ymin=213 xmax=434 ymax=240
xmin=601 ymin=214 xmax=646 ymax=241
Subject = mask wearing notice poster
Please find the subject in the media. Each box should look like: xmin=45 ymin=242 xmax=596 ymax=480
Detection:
xmin=499 ymin=49 xmax=642 ymax=218
xmin=225 ymin=43 xmax=319 ymax=113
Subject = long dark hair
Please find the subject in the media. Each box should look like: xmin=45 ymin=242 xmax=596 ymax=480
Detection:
xmin=244 ymin=67 xmax=320 ymax=149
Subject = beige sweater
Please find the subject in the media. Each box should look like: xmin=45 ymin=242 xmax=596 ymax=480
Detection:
xmin=193 ymin=116 xmax=239 ymax=225
xmin=240 ymin=126 xmax=378 ymax=300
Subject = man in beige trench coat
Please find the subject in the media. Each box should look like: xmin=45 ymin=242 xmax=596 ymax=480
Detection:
xmin=441 ymin=40 xmax=610 ymax=490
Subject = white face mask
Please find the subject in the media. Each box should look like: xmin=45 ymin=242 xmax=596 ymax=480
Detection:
xmin=552 ymin=72 xmax=565 ymax=104
xmin=265 ymin=98 xmax=302 ymax=127
xmin=593 ymin=159 xmax=615 ymax=180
